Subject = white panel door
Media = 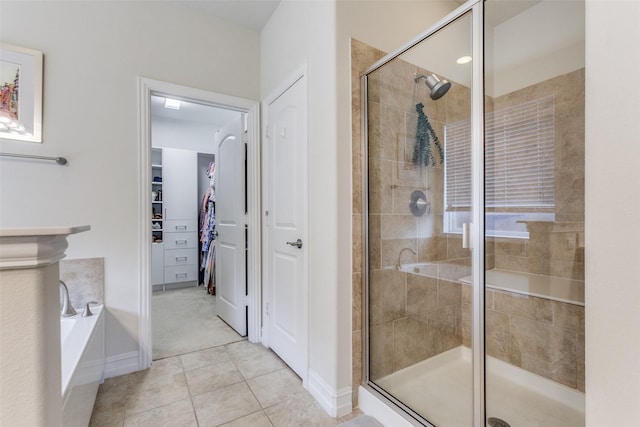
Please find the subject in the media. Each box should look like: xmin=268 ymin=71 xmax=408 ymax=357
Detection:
xmin=215 ymin=116 xmax=247 ymax=336
xmin=265 ymin=75 xmax=307 ymax=379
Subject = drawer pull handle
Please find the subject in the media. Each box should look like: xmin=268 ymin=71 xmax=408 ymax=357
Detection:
xmin=176 ymin=256 xmax=187 ymax=262
xmin=175 ymin=225 xmax=187 ymax=230
xmin=176 ymin=272 xmax=187 ymax=278
xmin=176 ymin=240 xmax=187 ymax=245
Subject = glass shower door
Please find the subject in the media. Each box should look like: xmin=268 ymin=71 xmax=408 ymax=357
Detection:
xmin=364 ymin=8 xmax=477 ymax=426
xmin=363 ymin=1 xmax=586 ymax=425
xmin=483 ymin=1 xmax=586 ymax=426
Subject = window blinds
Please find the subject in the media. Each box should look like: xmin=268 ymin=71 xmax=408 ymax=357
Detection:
xmin=444 ymin=116 xmax=472 ymax=210
xmin=445 ymin=95 xmax=555 ymax=210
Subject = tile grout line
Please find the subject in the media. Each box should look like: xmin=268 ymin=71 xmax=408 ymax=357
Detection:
xmin=180 ymin=357 xmax=202 ymax=427
xmin=121 ymin=373 xmax=133 ymax=426
xmin=189 ymin=343 xmax=269 ymax=426
xmin=226 ymin=345 xmax=273 ymax=425
xmin=123 ymin=358 xmax=195 ymax=424
xmin=94 ymin=323 xmax=359 ymax=426
xmin=226 ymin=344 xmax=289 ymax=426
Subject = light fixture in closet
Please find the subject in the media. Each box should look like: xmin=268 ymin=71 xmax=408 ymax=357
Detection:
xmin=164 ymin=98 xmax=182 ymax=110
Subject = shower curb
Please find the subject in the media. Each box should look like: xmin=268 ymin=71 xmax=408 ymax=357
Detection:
xmin=338 ymin=415 xmax=385 ymax=427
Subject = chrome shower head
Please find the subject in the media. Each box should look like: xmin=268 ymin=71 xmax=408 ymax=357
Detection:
xmin=414 ymin=73 xmax=451 ymax=100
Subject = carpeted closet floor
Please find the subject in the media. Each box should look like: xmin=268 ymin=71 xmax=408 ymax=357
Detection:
xmin=152 ymin=286 xmax=244 ymax=360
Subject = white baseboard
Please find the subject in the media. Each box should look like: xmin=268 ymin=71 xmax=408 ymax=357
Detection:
xmin=104 ymin=351 xmax=140 ymax=378
xmin=307 ymin=369 xmax=352 ymax=418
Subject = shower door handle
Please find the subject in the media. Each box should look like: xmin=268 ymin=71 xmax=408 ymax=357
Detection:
xmin=286 ymin=239 xmax=303 ymax=249
xmin=462 ymin=223 xmax=472 ymax=249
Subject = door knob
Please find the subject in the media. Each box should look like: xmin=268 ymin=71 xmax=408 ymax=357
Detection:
xmin=286 ymin=239 xmax=303 ymax=249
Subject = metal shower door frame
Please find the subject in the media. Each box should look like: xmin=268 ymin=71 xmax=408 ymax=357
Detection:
xmin=360 ymin=0 xmax=486 ymax=425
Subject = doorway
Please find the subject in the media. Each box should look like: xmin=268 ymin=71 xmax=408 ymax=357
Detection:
xmin=138 ymin=78 xmax=261 ymax=368
xmin=150 ymin=98 xmax=244 ymax=359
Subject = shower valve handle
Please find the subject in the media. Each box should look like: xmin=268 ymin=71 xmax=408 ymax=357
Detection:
xmin=286 ymin=239 xmax=303 ymax=249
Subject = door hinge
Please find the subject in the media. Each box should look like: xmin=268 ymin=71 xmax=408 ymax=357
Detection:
xmin=265 ymin=302 xmax=269 ymax=316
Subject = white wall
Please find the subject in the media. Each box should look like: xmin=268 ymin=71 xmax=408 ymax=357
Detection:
xmin=0 ymin=1 xmax=260 ymax=365
xmin=337 ymin=1 xmax=461 ymax=55
xmin=585 ymin=0 xmax=640 ymax=424
xmin=489 ymin=0 xmax=585 ymax=97
xmin=261 ymin=0 xmax=460 ymax=415
xmin=261 ymin=0 xmax=346 ymax=413
xmin=152 ymin=117 xmax=220 ymax=153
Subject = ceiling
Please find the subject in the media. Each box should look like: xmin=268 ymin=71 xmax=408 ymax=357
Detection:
xmin=399 ymin=0 xmax=583 ymax=95
xmin=175 ymin=0 xmax=280 ymax=32
xmin=485 ymin=0 xmax=542 ymax=26
xmin=151 ymin=95 xmax=240 ymax=129
xmin=158 ymin=0 xmax=582 ymax=124
xmin=173 ymin=0 xmax=538 ymax=34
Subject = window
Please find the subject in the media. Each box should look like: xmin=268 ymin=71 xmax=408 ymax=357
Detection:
xmin=444 ymin=95 xmax=555 ymax=238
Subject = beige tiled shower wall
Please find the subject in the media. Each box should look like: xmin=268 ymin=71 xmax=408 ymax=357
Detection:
xmin=369 ymin=269 xmax=463 ymax=380
xmin=352 ymin=39 xmax=385 ymax=408
xmin=487 ymin=68 xmax=585 ymax=281
xmin=351 ymin=38 xmax=473 ymax=402
xmin=352 ymin=38 xmax=586 ymax=405
xmin=480 ymin=69 xmax=586 ymax=391
xmin=461 ymin=285 xmax=585 ymax=392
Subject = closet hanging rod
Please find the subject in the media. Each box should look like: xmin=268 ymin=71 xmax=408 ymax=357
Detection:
xmin=0 ymin=152 xmax=68 ymax=165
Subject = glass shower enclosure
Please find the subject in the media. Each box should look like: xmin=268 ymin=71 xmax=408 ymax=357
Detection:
xmin=362 ymin=1 xmax=585 ymax=426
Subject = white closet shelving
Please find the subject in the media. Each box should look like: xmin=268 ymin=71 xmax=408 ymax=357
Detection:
xmin=152 ymin=147 xmax=199 ymax=291
xmin=151 ymin=148 xmax=164 ymax=289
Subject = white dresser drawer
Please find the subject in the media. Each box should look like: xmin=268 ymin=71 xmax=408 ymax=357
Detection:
xmin=164 ymin=220 xmax=198 ymax=233
xmin=164 ymin=265 xmax=198 ymax=284
xmin=164 ymin=248 xmax=199 ymax=267
xmin=163 ymin=232 xmax=198 ymax=249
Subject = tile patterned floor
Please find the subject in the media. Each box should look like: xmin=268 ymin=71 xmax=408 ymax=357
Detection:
xmin=90 ymin=340 xmax=362 ymax=426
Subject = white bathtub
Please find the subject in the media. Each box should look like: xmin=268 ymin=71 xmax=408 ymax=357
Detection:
xmin=61 ymin=305 xmax=105 ymax=427
xmin=400 ymin=262 xmax=584 ymax=306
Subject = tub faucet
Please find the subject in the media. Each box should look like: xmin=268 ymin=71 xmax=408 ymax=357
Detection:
xmin=82 ymin=301 xmax=98 ymax=317
xmin=395 ymin=247 xmax=417 ymax=270
xmin=60 ymin=280 xmax=77 ymax=317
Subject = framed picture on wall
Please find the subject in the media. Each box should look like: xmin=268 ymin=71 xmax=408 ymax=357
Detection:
xmin=0 ymin=43 xmax=43 ymax=143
